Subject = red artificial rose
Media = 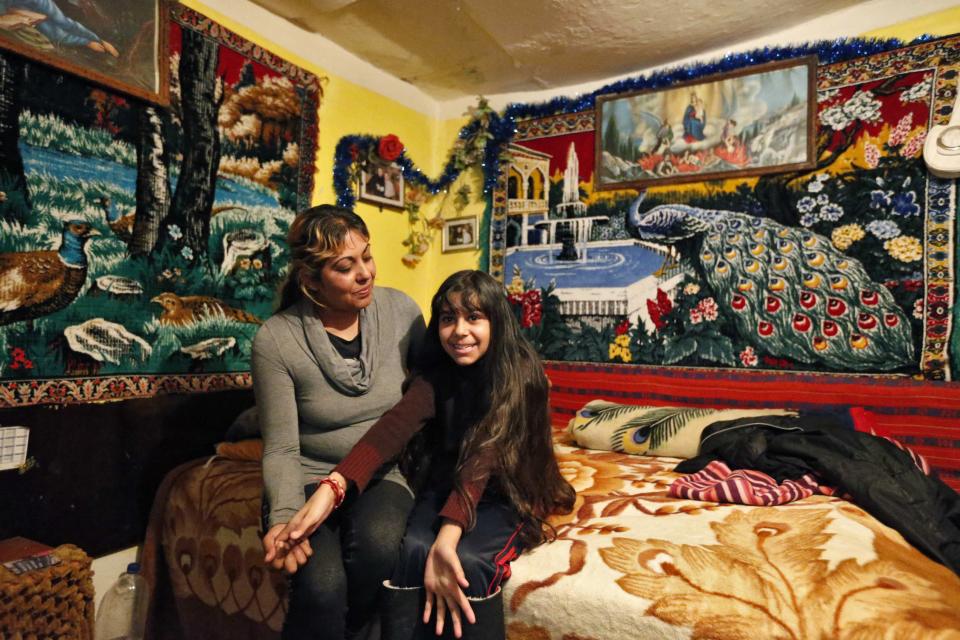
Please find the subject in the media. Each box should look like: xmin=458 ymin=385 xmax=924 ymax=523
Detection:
xmin=378 ymin=134 xmax=404 ymax=162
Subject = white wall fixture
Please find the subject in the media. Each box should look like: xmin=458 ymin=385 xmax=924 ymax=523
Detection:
xmin=924 ymin=92 xmax=960 ymax=177
xmin=0 ymin=426 xmax=29 ymax=471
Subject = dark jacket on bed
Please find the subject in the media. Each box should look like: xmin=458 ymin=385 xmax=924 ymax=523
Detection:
xmin=675 ymin=415 xmax=960 ymax=576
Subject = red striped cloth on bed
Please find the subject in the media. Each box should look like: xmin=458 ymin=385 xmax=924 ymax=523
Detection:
xmin=669 ymin=461 xmax=832 ymax=505
xmin=544 ymin=362 xmax=960 ymax=493
xmin=668 ymin=435 xmax=929 ymax=506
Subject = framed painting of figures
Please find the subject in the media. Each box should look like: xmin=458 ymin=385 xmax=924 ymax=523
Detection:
xmin=595 ymin=57 xmax=816 ymax=189
xmin=0 ymin=0 xmax=169 ymax=105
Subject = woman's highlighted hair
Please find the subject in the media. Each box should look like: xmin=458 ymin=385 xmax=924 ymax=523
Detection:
xmin=278 ymin=205 xmax=369 ymax=310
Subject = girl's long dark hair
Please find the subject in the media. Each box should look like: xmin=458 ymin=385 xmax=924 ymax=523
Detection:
xmin=277 ymin=205 xmax=370 ymax=311
xmin=402 ymin=270 xmax=575 ymax=548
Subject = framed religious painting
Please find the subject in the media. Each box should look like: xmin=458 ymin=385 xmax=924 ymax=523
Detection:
xmin=595 ymin=56 xmax=816 ymax=189
xmin=0 ymin=0 xmax=169 ymax=105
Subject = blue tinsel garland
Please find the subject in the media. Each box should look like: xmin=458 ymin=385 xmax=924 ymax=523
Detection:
xmin=334 ymin=35 xmax=935 ymax=209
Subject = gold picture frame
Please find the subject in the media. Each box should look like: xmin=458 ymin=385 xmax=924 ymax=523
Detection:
xmin=595 ymin=56 xmax=817 ymax=190
xmin=441 ymin=215 xmax=478 ymax=253
xmin=358 ymin=161 xmax=405 ymax=209
xmin=0 ymin=0 xmax=170 ymax=105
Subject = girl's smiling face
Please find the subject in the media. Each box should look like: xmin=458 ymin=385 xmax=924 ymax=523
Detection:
xmin=437 ymin=293 xmax=491 ymax=366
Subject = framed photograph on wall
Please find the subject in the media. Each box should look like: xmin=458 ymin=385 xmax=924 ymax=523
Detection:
xmin=359 ymin=162 xmax=405 ymax=209
xmin=0 ymin=0 xmax=170 ymax=105
xmin=595 ymin=56 xmax=816 ymax=190
xmin=442 ymin=215 xmax=478 ymax=253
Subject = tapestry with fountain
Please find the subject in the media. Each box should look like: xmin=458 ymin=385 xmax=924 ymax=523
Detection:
xmin=491 ymin=36 xmax=959 ymax=381
xmin=0 ymin=6 xmax=322 ymax=407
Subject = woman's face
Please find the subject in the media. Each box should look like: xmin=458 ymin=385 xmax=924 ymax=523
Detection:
xmin=311 ymin=229 xmax=377 ymax=313
xmin=437 ymin=293 xmax=491 ymax=366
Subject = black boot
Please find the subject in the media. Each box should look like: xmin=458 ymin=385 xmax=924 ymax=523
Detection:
xmin=460 ymin=588 xmax=505 ymax=640
xmin=381 ymin=581 xmax=427 ymax=640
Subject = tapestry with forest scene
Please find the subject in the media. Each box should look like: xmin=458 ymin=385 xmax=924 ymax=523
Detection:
xmin=491 ymin=36 xmax=959 ymax=381
xmin=0 ymin=6 xmax=321 ymax=407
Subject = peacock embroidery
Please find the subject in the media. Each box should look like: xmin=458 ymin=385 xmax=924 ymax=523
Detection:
xmin=626 ymin=197 xmax=915 ymax=371
xmin=0 ymin=220 xmax=100 ymax=326
xmin=575 ymin=400 xmax=716 ymax=454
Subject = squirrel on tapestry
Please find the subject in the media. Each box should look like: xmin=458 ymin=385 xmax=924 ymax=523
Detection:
xmin=269 ymin=269 xmax=576 ymax=640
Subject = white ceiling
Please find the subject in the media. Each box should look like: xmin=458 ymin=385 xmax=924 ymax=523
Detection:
xmin=249 ymin=0 xmax=874 ymax=100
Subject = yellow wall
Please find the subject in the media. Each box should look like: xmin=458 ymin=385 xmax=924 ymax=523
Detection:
xmin=425 ymin=118 xmax=488 ymax=280
xmin=863 ymin=6 xmax=960 ymax=39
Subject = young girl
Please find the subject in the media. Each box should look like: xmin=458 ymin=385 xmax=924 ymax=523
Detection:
xmin=272 ymin=269 xmax=575 ymax=640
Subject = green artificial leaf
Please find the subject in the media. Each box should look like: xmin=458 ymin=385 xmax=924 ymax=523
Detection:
xmin=664 ymin=336 xmax=698 ymax=364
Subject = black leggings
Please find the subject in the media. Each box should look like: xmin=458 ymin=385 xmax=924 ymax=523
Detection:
xmin=279 ymin=478 xmax=413 ymax=640
xmin=391 ymin=487 xmax=524 ymax=598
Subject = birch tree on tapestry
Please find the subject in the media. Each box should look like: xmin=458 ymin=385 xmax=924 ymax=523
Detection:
xmin=596 ymin=57 xmax=816 ymax=189
xmin=0 ymin=6 xmax=321 ymax=407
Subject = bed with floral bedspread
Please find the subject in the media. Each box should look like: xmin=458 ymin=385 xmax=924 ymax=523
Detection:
xmin=504 ymin=432 xmax=960 ymax=640
xmin=141 ymin=425 xmax=960 ymax=640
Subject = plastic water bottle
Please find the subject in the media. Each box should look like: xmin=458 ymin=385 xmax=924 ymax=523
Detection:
xmin=95 ymin=562 xmax=149 ymax=640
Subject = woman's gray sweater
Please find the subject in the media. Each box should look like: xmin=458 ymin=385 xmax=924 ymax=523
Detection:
xmin=252 ymin=286 xmax=425 ymax=527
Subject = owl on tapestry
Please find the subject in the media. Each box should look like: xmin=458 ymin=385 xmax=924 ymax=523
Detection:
xmin=626 ymin=197 xmax=914 ymax=370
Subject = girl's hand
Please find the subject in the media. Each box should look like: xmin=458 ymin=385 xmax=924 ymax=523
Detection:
xmin=262 ymin=523 xmax=312 ymax=574
xmin=276 ymin=473 xmax=345 ymax=549
xmin=423 ymin=522 xmax=475 ymax=638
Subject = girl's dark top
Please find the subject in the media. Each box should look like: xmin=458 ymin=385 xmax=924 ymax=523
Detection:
xmin=334 ymin=366 xmax=493 ymax=529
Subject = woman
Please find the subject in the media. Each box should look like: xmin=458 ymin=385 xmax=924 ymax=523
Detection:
xmin=253 ymin=204 xmax=425 ymax=639
xmin=271 ymin=270 xmax=576 ymax=639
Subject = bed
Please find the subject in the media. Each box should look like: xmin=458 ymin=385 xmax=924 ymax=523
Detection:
xmin=141 ymin=363 xmax=960 ymax=639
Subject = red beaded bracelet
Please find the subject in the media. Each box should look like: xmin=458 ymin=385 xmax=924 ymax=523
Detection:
xmin=318 ymin=476 xmax=346 ymax=509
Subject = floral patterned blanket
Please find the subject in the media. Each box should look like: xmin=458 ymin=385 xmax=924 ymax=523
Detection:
xmin=504 ymin=435 xmax=960 ymax=640
xmin=142 ymin=433 xmax=960 ymax=640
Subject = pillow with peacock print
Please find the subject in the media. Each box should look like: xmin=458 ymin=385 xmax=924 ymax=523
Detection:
xmin=567 ymin=400 xmax=796 ymax=458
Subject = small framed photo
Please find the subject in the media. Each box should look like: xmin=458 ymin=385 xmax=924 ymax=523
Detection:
xmin=442 ymin=216 xmax=479 ymax=253
xmin=359 ymin=162 xmax=404 ymax=209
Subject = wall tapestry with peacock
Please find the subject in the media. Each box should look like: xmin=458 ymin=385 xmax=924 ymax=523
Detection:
xmin=490 ymin=36 xmax=958 ymax=381
xmin=0 ymin=6 xmax=321 ymax=406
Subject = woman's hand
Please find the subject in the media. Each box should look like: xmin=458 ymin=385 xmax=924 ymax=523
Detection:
xmin=262 ymin=523 xmax=312 ymax=574
xmin=276 ymin=473 xmax=344 ymax=550
xmin=423 ymin=522 xmax=475 ymax=638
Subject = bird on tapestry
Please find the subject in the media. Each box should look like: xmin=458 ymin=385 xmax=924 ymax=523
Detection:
xmin=96 ymin=196 xmax=135 ymax=243
xmin=151 ymin=292 xmax=262 ymax=327
xmin=625 ymin=196 xmax=914 ymax=371
xmin=97 ymin=196 xmax=246 ymax=244
xmin=0 ymin=220 xmax=100 ymax=326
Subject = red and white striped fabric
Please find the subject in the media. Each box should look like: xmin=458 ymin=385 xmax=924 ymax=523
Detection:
xmin=669 ymin=461 xmax=835 ymax=506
